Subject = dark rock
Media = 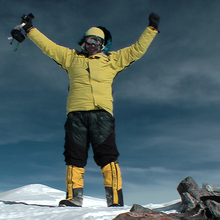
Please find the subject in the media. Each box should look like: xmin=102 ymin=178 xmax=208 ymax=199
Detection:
xmin=130 ymin=204 xmax=158 ymax=214
xmin=113 ymin=177 xmax=220 ymax=220
xmin=113 ymin=204 xmax=178 ymax=220
xmin=177 ymin=176 xmax=220 ymax=219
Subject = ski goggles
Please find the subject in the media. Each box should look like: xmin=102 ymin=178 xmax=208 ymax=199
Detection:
xmin=85 ymin=36 xmax=104 ymax=47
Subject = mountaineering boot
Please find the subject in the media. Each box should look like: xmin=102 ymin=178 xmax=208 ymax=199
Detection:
xmin=101 ymin=161 xmax=124 ymax=207
xmin=59 ymin=165 xmax=85 ymax=207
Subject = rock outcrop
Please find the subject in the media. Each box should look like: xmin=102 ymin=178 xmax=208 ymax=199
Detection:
xmin=113 ymin=176 xmax=220 ymax=220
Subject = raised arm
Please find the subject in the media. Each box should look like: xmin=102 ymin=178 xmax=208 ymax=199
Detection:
xmin=111 ymin=13 xmax=160 ymax=73
xmin=22 ymin=14 xmax=73 ymax=70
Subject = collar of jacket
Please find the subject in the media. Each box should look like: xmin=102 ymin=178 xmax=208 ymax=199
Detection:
xmin=88 ymin=52 xmax=110 ymax=59
xmin=79 ymin=50 xmax=111 ymax=60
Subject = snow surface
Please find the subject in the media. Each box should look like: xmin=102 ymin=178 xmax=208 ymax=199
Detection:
xmin=0 ymin=184 xmax=181 ymax=220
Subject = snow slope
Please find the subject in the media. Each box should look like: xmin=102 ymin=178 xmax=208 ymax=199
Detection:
xmin=0 ymin=184 xmax=181 ymax=220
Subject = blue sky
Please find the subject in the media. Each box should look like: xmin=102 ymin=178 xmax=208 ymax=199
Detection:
xmin=1 ymin=0 xmax=220 ymax=205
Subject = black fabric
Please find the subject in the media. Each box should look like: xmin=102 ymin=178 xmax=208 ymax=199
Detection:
xmin=148 ymin=13 xmax=160 ymax=30
xmin=63 ymin=110 xmax=119 ymax=168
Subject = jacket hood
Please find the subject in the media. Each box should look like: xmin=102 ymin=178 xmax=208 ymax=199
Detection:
xmin=78 ymin=26 xmax=112 ymax=52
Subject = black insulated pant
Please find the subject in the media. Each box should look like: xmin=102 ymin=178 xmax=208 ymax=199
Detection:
xmin=63 ymin=110 xmax=120 ymax=168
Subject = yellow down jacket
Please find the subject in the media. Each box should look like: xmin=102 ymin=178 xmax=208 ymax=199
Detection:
xmin=27 ymin=27 xmax=158 ymax=115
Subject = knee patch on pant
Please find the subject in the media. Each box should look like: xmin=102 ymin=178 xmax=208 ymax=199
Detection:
xmin=66 ymin=165 xmax=85 ymax=200
xmin=101 ymin=162 xmax=123 ymax=206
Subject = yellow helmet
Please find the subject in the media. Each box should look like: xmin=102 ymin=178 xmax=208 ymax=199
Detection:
xmin=85 ymin=27 xmax=105 ymax=39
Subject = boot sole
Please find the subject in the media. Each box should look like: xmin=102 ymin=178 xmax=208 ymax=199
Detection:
xmin=59 ymin=200 xmax=82 ymax=207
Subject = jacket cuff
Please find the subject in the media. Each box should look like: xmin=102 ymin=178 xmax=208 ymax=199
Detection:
xmin=148 ymin=26 xmax=160 ymax=33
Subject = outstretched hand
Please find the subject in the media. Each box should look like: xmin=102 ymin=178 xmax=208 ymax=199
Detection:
xmin=22 ymin=13 xmax=34 ymax=33
xmin=149 ymin=13 xmax=160 ymax=31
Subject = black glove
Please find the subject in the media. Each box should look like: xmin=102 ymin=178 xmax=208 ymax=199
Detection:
xmin=149 ymin=13 xmax=160 ymax=31
xmin=22 ymin=13 xmax=34 ymax=33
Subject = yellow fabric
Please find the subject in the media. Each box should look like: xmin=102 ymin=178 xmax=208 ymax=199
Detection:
xmin=85 ymin=27 xmax=105 ymax=39
xmin=111 ymin=162 xmax=119 ymax=204
xmin=66 ymin=165 xmax=85 ymax=199
xmin=101 ymin=162 xmax=122 ymax=204
xmin=27 ymin=27 xmax=158 ymax=116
